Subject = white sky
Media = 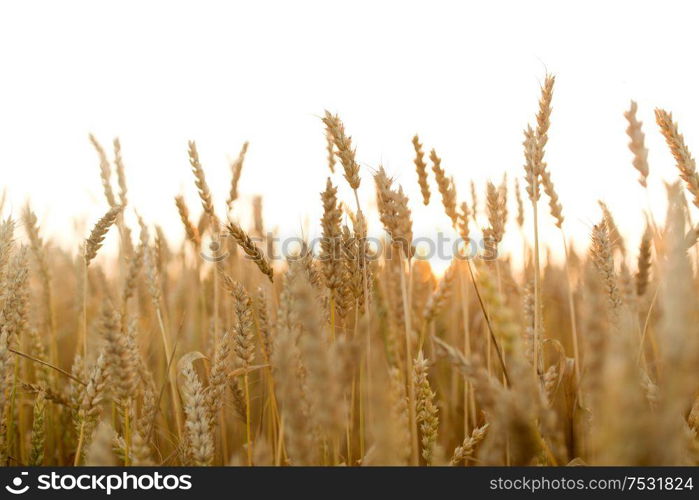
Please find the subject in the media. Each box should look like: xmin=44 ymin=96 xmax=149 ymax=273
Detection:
xmin=1 ymin=0 xmax=698 ymax=269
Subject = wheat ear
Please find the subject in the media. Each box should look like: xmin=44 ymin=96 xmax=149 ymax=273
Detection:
xmin=412 ymin=135 xmax=431 ymax=205
xmin=655 ymin=109 xmax=699 ymax=208
xmin=227 ymin=141 xmax=250 ymax=206
xmin=625 ymin=101 xmax=649 ymax=187
xmin=227 ymin=221 xmax=274 ymax=282
xmin=85 ymin=205 xmax=123 ymax=266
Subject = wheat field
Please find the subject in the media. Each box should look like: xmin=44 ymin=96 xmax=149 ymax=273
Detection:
xmin=1 ymin=74 xmax=698 ymax=467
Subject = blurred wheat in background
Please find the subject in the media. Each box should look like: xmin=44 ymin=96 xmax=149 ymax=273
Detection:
xmin=1 ymin=75 xmax=699 ymax=466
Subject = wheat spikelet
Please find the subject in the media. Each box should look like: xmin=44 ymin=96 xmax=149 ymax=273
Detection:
xmin=540 ymin=167 xmax=563 ymax=228
xmin=188 ymin=140 xmax=219 ymax=230
xmin=345 ymin=214 xmax=370 ymax=310
xmin=322 ymin=111 xmax=361 ymax=190
xmin=655 ymin=109 xmax=699 ymax=208
xmin=113 ymin=138 xmax=128 ymax=207
xmin=636 ymin=224 xmax=652 ymax=296
xmin=469 ymin=180 xmax=478 ymax=222
xmin=590 ymin=220 xmax=622 ymax=314
xmin=429 ymin=149 xmax=458 ymax=227
xmin=0 ymin=247 xmax=29 ymax=348
xmin=180 ymin=361 xmax=214 ymax=466
xmin=331 ymin=225 xmax=354 ymax=319
xmin=226 ymin=221 xmax=274 ymax=282
xmin=230 ymin=281 xmax=255 ymax=368
xmin=89 ymin=134 xmax=117 ymax=208
xmin=530 ymin=75 xmax=563 ymax=227
xmin=543 ymin=364 xmax=559 ymax=403
xmin=101 ymin=306 xmax=137 ymax=402
xmin=68 ymin=355 xmax=86 ymax=418
xmin=22 ymin=204 xmax=50 ymax=288
xmin=514 ymin=177 xmax=525 ymax=227
xmin=484 ymin=181 xmax=506 ymax=246
xmin=534 ymin=74 xmax=554 ymax=167
xmin=174 ymin=195 xmax=201 ymax=249
xmin=143 ymin=245 xmax=162 ymax=307
xmin=227 ymin=141 xmax=250 ymax=206
xmin=0 ymin=218 xmax=15 ymax=290
xmin=205 ymin=330 xmax=230 ymax=424
xmin=77 ymin=350 xmax=108 ymax=451
xmin=325 ymin=129 xmax=336 ymax=173
xmin=135 ymin=355 xmax=158 ymax=440
xmin=598 ymin=201 xmax=626 ymax=256
xmin=499 ymin=174 xmax=509 ymax=224
xmin=451 ymin=423 xmax=489 ymax=465
xmin=414 ymin=351 xmax=439 ymax=464
xmin=522 ymin=126 xmax=540 ymax=202
xmin=122 ymin=230 xmax=145 ymax=306
xmin=625 ymin=101 xmax=649 ymax=187
xmin=154 ymin=225 xmax=169 ymax=269
xmin=85 ymin=205 xmax=123 ymax=266
xmin=412 ymin=135 xmax=431 ymax=205
xmin=320 ymin=178 xmax=344 ymax=293
xmin=452 ymin=205 xmax=469 ymax=249
xmin=228 ymin=377 xmax=247 ymax=423
xmin=27 ymin=327 xmax=49 ymax=385
xmin=374 ymin=167 xmax=414 ymax=258
xmin=255 ymin=288 xmax=273 ymax=360
xmin=423 ymin=261 xmax=457 ymax=324
xmin=29 ymin=391 xmax=46 ymax=465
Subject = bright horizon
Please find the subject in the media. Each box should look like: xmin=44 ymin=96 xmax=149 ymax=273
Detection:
xmin=2 ymin=0 xmax=698 ymax=272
